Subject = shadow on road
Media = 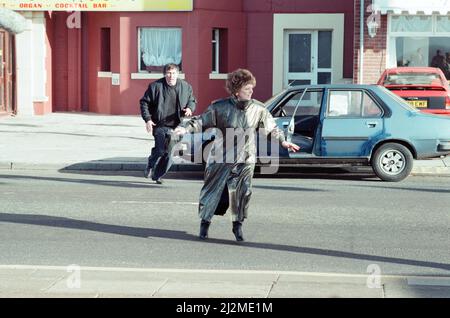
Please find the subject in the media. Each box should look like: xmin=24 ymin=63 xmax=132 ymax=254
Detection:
xmin=1 ymin=212 xmax=449 ymax=272
xmin=55 ymin=165 xmax=379 ymax=182
xmin=0 ymin=174 xmax=161 ymax=189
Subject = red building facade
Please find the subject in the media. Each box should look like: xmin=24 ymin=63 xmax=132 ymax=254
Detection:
xmin=43 ymin=0 xmax=356 ymax=115
xmin=10 ymin=0 xmax=356 ymax=115
xmin=6 ymin=1 xmax=450 ymax=116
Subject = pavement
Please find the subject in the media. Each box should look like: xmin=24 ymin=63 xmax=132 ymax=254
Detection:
xmin=1 ymin=264 xmax=450 ymax=298
xmin=0 ymin=112 xmax=199 ymax=172
xmin=0 ymin=112 xmax=449 ymax=299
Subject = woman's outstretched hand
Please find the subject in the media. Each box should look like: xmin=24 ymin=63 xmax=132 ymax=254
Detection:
xmin=281 ymin=141 xmax=300 ymax=152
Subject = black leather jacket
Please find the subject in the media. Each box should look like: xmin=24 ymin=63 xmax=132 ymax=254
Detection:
xmin=140 ymin=78 xmax=197 ymax=125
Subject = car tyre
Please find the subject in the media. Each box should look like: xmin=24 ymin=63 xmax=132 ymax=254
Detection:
xmin=371 ymin=143 xmax=413 ymax=182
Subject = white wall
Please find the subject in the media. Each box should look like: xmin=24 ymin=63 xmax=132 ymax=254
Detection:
xmin=15 ymin=11 xmax=48 ymax=115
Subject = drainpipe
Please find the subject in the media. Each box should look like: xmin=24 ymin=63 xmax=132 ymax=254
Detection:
xmin=359 ymin=0 xmax=364 ymax=84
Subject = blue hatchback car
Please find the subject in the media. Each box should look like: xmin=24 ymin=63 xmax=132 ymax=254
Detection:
xmin=179 ymin=85 xmax=450 ymax=182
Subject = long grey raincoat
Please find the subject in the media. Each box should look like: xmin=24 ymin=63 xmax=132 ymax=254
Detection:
xmin=183 ymin=97 xmax=285 ymax=222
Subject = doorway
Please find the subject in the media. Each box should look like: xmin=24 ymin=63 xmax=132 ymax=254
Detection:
xmin=284 ymin=30 xmax=332 ymax=88
xmin=0 ymin=29 xmax=15 ymax=114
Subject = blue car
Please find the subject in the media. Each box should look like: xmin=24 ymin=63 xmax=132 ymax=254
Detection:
xmin=179 ymin=85 xmax=450 ymax=182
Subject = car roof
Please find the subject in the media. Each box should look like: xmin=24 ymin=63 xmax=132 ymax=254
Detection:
xmin=384 ymin=67 xmax=442 ymax=74
xmin=286 ymin=84 xmax=380 ymax=90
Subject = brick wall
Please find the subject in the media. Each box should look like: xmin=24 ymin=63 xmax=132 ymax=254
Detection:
xmin=354 ymin=0 xmax=388 ymax=84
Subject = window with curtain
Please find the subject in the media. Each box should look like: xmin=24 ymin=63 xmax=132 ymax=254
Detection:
xmin=139 ymin=28 xmax=182 ymax=73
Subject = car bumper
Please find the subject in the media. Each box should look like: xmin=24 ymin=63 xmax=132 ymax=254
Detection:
xmin=420 ymin=109 xmax=450 ymax=116
xmin=438 ymin=141 xmax=450 ymax=152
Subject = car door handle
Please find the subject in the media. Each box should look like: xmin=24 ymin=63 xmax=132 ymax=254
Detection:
xmin=366 ymin=121 xmax=377 ymax=128
xmin=282 ymin=121 xmax=289 ymax=127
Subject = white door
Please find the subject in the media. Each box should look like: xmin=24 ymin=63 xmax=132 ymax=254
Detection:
xmin=284 ymin=30 xmax=332 ymax=88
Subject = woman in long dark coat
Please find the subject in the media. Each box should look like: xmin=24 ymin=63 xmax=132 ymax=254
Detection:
xmin=175 ymin=69 xmax=299 ymax=241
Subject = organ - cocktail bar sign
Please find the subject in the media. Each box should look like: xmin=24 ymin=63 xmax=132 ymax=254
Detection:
xmin=1 ymin=0 xmax=193 ymax=11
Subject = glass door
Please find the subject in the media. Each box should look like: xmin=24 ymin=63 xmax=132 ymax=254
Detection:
xmin=284 ymin=30 xmax=332 ymax=88
xmin=284 ymin=31 xmax=315 ymax=87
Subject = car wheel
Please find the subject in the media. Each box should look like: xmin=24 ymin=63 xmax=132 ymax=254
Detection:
xmin=371 ymin=143 xmax=413 ymax=182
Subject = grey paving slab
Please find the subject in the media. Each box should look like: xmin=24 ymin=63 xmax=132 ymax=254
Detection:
xmin=383 ymin=285 xmax=450 ymax=298
xmin=0 ymin=162 xmax=12 ymax=169
xmin=0 ymin=273 xmax=62 ymax=294
xmin=0 ymin=291 xmax=95 ymax=298
xmin=46 ymin=270 xmax=168 ymax=296
xmin=268 ymin=281 xmax=383 ymax=298
xmin=155 ymin=280 xmax=272 ymax=298
xmin=1 ymin=266 xmax=450 ymax=298
xmin=47 ymin=278 xmax=163 ymax=296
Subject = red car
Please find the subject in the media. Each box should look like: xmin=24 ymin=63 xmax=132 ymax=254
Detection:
xmin=377 ymin=67 xmax=450 ymax=116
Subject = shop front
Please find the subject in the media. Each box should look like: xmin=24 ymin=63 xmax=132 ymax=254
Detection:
xmin=386 ymin=15 xmax=450 ymax=79
xmin=374 ymin=0 xmax=450 ymax=79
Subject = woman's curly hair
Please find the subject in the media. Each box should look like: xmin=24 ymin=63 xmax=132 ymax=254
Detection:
xmin=226 ymin=69 xmax=256 ymax=95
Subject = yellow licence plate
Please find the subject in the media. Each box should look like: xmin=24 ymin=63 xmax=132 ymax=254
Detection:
xmin=407 ymin=100 xmax=428 ymax=108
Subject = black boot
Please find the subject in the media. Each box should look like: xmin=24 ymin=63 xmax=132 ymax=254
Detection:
xmin=199 ymin=220 xmax=210 ymax=240
xmin=232 ymin=221 xmax=244 ymax=241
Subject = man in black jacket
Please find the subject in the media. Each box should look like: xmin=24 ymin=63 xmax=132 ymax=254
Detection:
xmin=140 ymin=63 xmax=197 ymax=184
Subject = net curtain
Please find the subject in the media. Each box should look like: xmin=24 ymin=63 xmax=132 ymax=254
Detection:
xmin=140 ymin=28 xmax=182 ymax=67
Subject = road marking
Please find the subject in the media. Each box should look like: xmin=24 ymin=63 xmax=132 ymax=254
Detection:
xmin=111 ymin=201 xmax=198 ymax=205
xmin=1 ymin=264 xmax=449 ymax=281
xmin=0 ymin=264 xmax=365 ymax=276
xmin=407 ymin=277 xmax=450 ymax=287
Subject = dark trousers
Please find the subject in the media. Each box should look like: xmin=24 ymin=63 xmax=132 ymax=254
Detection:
xmin=147 ymin=126 xmax=177 ymax=180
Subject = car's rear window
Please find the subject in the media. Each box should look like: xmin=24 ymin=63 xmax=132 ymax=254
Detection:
xmin=384 ymin=73 xmax=444 ymax=86
xmin=378 ymin=87 xmax=419 ymax=112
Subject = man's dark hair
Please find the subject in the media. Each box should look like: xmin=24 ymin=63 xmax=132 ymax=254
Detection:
xmin=163 ymin=63 xmax=180 ymax=74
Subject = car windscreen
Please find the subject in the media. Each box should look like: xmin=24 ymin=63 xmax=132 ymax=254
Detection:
xmin=264 ymin=89 xmax=287 ymax=109
xmin=378 ymin=86 xmax=419 ymax=112
xmin=383 ymin=72 xmax=444 ymax=86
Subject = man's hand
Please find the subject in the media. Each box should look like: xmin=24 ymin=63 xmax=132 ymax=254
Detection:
xmin=281 ymin=141 xmax=300 ymax=152
xmin=174 ymin=126 xmax=187 ymax=136
xmin=183 ymin=108 xmax=193 ymax=117
xmin=145 ymin=120 xmax=156 ymax=134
